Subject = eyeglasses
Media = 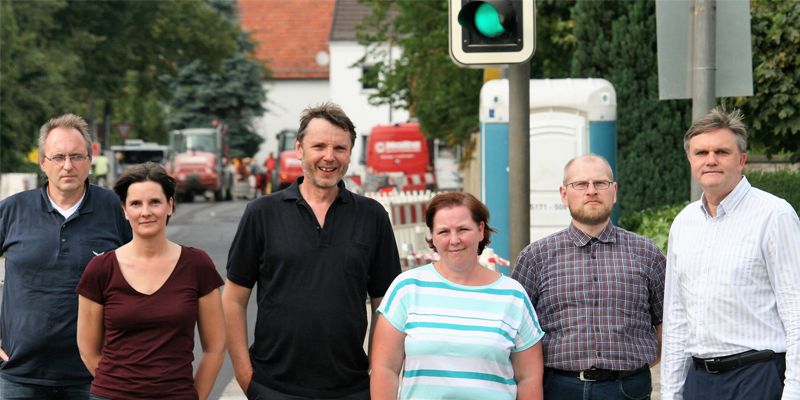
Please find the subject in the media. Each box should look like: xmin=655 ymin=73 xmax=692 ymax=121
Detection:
xmin=566 ymin=180 xmax=614 ymax=191
xmin=43 ymin=153 xmax=89 ymax=166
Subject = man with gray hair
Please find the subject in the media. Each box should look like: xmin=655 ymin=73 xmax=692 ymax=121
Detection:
xmin=0 ymin=113 xmax=131 ymax=398
xmin=513 ymin=154 xmax=666 ymax=399
xmin=661 ymin=108 xmax=800 ymax=399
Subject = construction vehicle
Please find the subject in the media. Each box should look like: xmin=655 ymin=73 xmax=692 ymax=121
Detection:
xmin=363 ymin=122 xmax=436 ymax=192
xmin=166 ymin=124 xmax=232 ymax=202
xmin=271 ymin=129 xmax=303 ymax=191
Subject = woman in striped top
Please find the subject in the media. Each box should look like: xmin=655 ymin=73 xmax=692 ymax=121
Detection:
xmin=371 ymin=192 xmax=545 ymax=399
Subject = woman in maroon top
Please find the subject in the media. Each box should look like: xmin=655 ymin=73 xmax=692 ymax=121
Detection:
xmin=76 ymin=162 xmax=225 ymax=400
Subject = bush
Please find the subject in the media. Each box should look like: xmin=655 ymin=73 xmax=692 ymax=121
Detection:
xmin=620 ymin=203 xmax=686 ymax=254
xmin=746 ymin=169 xmax=800 ymax=212
xmin=620 ymin=170 xmax=800 ymax=254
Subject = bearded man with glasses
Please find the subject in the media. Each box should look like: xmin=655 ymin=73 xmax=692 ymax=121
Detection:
xmin=512 ymin=154 xmax=666 ymax=399
xmin=0 ymin=113 xmax=131 ymax=399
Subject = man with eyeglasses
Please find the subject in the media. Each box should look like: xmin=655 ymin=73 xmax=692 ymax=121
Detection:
xmin=661 ymin=108 xmax=799 ymax=400
xmin=0 ymin=113 xmax=131 ymax=399
xmin=512 ymin=154 xmax=666 ymax=399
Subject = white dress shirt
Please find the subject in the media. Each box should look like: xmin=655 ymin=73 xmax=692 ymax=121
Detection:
xmin=661 ymin=176 xmax=800 ymax=399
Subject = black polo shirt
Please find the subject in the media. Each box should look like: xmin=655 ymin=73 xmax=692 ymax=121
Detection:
xmin=226 ymin=177 xmax=400 ymax=398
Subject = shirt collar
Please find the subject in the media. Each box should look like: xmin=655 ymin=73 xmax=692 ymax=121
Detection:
xmin=281 ymin=176 xmax=351 ymax=204
xmin=567 ymin=222 xmax=617 ymax=247
xmin=699 ymin=175 xmax=750 ymax=218
xmin=40 ymin=179 xmax=92 ymax=214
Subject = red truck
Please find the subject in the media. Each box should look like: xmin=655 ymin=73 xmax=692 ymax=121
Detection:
xmin=364 ymin=122 xmax=436 ymax=192
xmin=166 ymin=125 xmax=232 ymax=202
xmin=271 ymin=129 xmax=304 ymax=191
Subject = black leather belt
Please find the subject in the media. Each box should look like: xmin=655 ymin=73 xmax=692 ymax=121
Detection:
xmin=692 ymin=350 xmax=780 ymax=374
xmin=546 ymin=366 xmax=648 ymax=382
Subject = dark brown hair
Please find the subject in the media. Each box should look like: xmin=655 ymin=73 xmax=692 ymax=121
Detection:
xmin=425 ymin=192 xmax=496 ymax=255
xmin=297 ymin=102 xmax=357 ymax=146
xmin=113 ymin=162 xmax=177 ymax=224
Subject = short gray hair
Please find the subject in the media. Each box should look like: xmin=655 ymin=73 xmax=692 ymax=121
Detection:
xmin=684 ymin=107 xmax=747 ymax=153
xmin=38 ymin=113 xmax=93 ymax=160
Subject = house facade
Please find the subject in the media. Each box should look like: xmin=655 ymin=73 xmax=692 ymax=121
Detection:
xmin=238 ymin=0 xmax=407 ymax=170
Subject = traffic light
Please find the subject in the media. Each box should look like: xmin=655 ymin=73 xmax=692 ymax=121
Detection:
xmin=449 ymin=0 xmax=535 ymax=67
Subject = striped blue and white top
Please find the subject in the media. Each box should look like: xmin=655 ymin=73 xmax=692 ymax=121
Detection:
xmin=377 ymin=263 xmax=545 ymax=399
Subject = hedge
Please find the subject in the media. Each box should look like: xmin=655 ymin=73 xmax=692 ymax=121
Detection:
xmin=621 ymin=169 xmax=800 ymax=253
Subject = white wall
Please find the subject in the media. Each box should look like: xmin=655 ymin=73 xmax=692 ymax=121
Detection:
xmin=328 ymin=41 xmax=409 ymax=169
xmin=252 ymin=80 xmax=330 ymax=164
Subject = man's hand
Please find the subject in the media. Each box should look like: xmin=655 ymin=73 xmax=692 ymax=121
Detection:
xmin=0 ymin=346 xmax=8 ymax=362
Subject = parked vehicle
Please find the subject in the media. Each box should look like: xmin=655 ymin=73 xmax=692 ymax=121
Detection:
xmin=111 ymin=139 xmax=169 ymax=173
xmin=272 ymin=129 xmax=303 ymax=191
xmin=166 ymin=124 xmax=232 ymax=202
xmin=364 ymin=122 xmax=436 ymax=192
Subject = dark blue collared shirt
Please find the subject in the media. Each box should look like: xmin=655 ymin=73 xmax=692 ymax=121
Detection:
xmin=0 ymin=182 xmax=132 ymax=385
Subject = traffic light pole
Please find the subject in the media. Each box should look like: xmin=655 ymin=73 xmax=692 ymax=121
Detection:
xmin=508 ymin=61 xmax=530 ymax=272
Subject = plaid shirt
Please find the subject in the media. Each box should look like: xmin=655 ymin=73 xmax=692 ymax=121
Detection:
xmin=512 ymin=223 xmax=666 ymax=371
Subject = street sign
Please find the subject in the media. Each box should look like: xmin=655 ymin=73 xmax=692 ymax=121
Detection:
xmin=656 ymin=0 xmax=753 ymax=99
xmin=114 ymin=122 xmax=133 ymax=141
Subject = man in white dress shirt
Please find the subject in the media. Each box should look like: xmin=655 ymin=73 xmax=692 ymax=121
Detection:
xmin=661 ymin=108 xmax=800 ymax=399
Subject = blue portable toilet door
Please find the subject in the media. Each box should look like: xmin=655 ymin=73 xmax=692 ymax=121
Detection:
xmin=530 ymin=110 xmax=589 ymax=242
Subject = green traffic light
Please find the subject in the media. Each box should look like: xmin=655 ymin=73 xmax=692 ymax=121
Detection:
xmin=474 ymin=2 xmax=505 ymax=38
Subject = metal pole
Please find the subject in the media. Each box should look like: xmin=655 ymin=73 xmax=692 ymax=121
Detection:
xmin=691 ymin=0 xmax=716 ymax=201
xmin=508 ymin=61 xmax=530 ymax=272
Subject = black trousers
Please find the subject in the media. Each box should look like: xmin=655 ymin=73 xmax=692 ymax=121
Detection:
xmin=684 ymin=354 xmax=785 ymax=400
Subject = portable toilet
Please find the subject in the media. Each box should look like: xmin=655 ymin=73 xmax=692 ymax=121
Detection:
xmin=480 ymin=78 xmax=617 ymax=270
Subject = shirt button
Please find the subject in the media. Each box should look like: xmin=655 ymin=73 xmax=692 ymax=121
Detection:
xmin=593 ymin=276 xmax=598 ymax=282
xmin=62 ymin=239 xmax=66 ymax=242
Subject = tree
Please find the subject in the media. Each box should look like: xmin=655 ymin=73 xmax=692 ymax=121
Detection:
xmin=356 ymin=0 xmax=577 ymax=145
xmin=0 ymin=0 xmax=243 ymax=172
xmin=726 ymin=0 xmax=800 ymax=161
xmin=0 ymin=0 xmax=82 ymax=172
xmin=163 ymin=0 xmax=269 ymax=158
xmin=571 ymin=0 xmax=691 ymax=217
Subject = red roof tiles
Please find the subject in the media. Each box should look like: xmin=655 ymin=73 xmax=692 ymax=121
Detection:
xmin=238 ymin=0 xmax=335 ymax=79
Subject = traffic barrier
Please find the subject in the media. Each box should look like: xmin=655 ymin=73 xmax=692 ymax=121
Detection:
xmin=365 ymin=190 xmax=437 ymax=270
xmin=1 ymin=173 xmax=38 ymax=200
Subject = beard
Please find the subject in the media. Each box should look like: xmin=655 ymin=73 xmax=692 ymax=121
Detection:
xmin=569 ymin=203 xmax=612 ymax=226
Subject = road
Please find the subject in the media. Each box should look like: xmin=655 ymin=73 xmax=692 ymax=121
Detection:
xmin=167 ymin=198 xmax=251 ymax=400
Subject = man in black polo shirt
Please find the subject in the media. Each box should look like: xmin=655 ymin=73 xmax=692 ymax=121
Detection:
xmin=223 ymin=102 xmax=401 ymax=399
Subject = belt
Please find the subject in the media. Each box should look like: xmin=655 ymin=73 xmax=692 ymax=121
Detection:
xmin=692 ymin=350 xmax=780 ymax=374
xmin=546 ymin=366 xmax=648 ymax=382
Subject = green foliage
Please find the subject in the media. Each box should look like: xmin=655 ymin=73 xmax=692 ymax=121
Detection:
xmin=356 ymin=0 xmax=483 ymax=144
xmin=725 ymin=0 xmax=800 ymax=161
xmin=746 ymin=169 xmax=800 ymax=212
xmin=621 ymin=203 xmax=686 ymax=254
xmin=164 ymin=49 xmax=268 ymax=158
xmin=0 ymin=0 xmax=83 ymax=172
xmin=571 ymin=0 xmax=692 ymax=218
xmin=355 ymin=0 xmax=578 ymax=144
xmin=1 ymin=0 xmax=248 ymax=171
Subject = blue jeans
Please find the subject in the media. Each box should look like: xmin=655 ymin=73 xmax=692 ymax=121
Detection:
xmin=0 ymin=374 xmax=90 ymax=400
xmin=543 ymin=367 xmax=652 ymax=400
